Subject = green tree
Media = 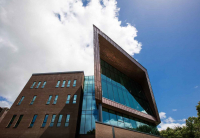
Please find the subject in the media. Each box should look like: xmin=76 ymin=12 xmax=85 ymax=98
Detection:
xmin=159 ymin=101 xmax=200 ymax=138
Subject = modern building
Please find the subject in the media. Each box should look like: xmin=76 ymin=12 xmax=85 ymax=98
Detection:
xmin=0 ymin=25 xmax=161 ymax=138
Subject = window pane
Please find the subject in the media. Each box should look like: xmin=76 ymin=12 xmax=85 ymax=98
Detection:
xmin=129 ymin=118 xmax=137 ymax=129
xmin=113 ymin=86 xmax=120 ymax=103
xmin=18 ymin=96 xmax=24 ymax=105
xmin=109 ymin=110 xmax=117 ymax=126
xmin=61 ymin=80 xmax=66 ymax=87
xmin=30 ymin=82 xmax=36 ymax=88
xmin=79 ymin=115 xmax=85 ymax=134
xmin=102 ymin=81 xmax=108 ymax=99
xmin=7 ymin=115 xmax=17 ymax=128
xmin=50 ymin=115 xmax=56 ymax=127
xmin=46 ymin=95 xmax=52 ymax=105
xmin=42 ymin=114 xmax=49 ymax=127
xmin=67 ymin=80 xmax=71 ymax=87
xmin=73 ymin=80 xmax=77 ymax=87
xmin=29 ymin=115 xmax=37 ymax=128
xmin=123 ymin=90 xmax=130 ymax=107
xmin=66 ymin=95 xmax=70 ymax=104
xmin=102 ymin=108 xmax=110 ymax=125
xmin=41 ymin=81 xmax=46 ymax=88
xmin=85 ymin=115 xmax=92 ymax=134
xmin=73 ymin=95 xmax=77 ymax=104
xmin=36 ymin=81 xmax=41 ymax=88
xmin=57 ymin=115 xmax=63 ymax=127
xmin=30 ymin=96 xmax=37 ymax=105
xmin=56 ymin=81 xmax=60 ymax=88
xmin=86 ymin=96 xmax=92 ymax=110
xmin=117 ymin=113 xmax=124 ymax=128
xmin=53 ymin=95 xmax=58 ymax=104
xmin=14 ymin=115 xmax=23 ymax=128
xmin=65 ymin=115 xmax=70 ymax=127
xmin=124 ymin=115 xmax=131 ymax=128
xmin=118 ymin=88 xmax=125 ymax=105
xmin=107 ymin=83 xmax=114 ymax=101
xmin=82 ymin=96 xmax=86 ymax=110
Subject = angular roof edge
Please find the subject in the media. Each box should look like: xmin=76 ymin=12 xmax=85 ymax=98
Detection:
xmin=93 ymin=24 xmax=147 ymax=72
xmin=32 ymin=71 xmax=84 ymax=76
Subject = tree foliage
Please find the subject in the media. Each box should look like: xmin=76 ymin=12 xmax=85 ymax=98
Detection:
xmin=160 ymin=101 xmax=200 ymax=138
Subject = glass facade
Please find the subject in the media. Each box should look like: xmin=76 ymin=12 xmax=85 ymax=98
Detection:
xmin=102 ymin=108 xmax=154 ymax=129
xmin=101 ymin=59 xmax=153 ymax=115
xmin=79 ymin=76 xmax=98 ymax=134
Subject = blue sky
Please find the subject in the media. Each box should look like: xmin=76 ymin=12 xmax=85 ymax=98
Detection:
xmin=116 ymin=0 xmax=200 ymax=126
xmin=0 ymin=0 xmax=199 ymax=131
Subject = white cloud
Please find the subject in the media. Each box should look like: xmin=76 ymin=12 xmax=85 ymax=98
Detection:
xmin=194 ymin=86 xmax=198 ymax=88
xmin=158 ymin=122 xmax=185 ymax=131
xmin=178 ymin=119 xmax=186 ymax=122
xmin=159 ymin=112 xmax=166 ymax=119
xmin=165 ymin=117 xmax=175 ymax=123
xmin=0 ymin=100 xmax=12 ymax=108
xmin=158 ymin=112 xmax=186 ymax=131
xmin=172 ymin=109 xmax=177 ymax=111
xmin=0 ymin=0 xmax=142 ymax=103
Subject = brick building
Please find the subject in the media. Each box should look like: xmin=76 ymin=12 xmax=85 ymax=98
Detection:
xmin=0 ymin=25 xmax=161 ymax=138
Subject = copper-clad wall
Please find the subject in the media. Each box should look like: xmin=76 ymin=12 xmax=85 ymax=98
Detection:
xmin=102 ymin=98 xmax=157 ymax=123
xmin=93 ymin=26 xmax=102 ymax=103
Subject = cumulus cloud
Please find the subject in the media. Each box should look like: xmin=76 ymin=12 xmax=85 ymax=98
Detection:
xmin=158 ymin=112 xmax=186 ymax=131
xmin=159 ymin=112 xmax=166 ymax=119
xmin=0 ymin=100 xmax=12 ymax=108
xmin=165 ymin=117 xmax=175 ymax=123
xmin=158 ymin=122 xmax=186 ymax=131
xmin=178 ymin=119 xmax=186 ymax=122
xmin=172 ymin=109 xmax=177 ymax=111
xmin=0 ymin=0 xmax=142 ymax=104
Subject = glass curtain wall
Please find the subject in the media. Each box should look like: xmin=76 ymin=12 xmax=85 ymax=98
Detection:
xmin=102 ymin=108 xmax=154 ymax=129
xmin=79 ymin=76 xmax=98 ymax=134
xmin=101 ymin=59 xmax=153 ymax=115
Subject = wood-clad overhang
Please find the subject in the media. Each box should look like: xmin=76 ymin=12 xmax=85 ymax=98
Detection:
xmin=93 ymin=25 xmax=161 ymax=125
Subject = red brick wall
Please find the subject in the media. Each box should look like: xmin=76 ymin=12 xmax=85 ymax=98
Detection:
xmin=96 ymin=123 xmax=113 ymax=138
xmin=96 ymin=122 xmax=161 ymax=138
xmin=0 ymin=72 xmax=84 ymax=138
